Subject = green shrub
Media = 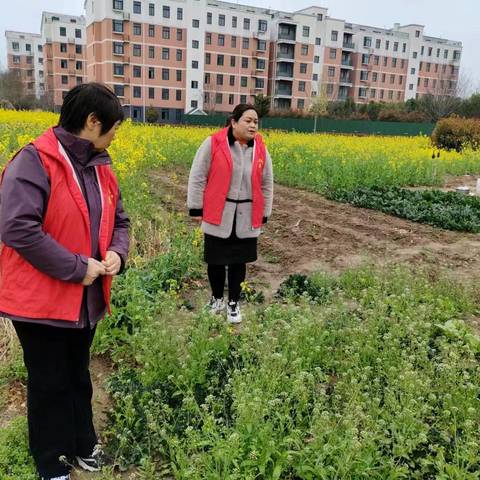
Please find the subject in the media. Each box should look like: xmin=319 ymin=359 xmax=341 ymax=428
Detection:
xmin=432 ymin=116 xmax=480 ymax=151
xmin=328 ymin=186 xmax=480 ymax=232
xmin=0 ymin=417 xmax=37 ymax=479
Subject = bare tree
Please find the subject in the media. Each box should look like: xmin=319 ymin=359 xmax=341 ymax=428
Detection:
xmin=309 ymin=85 xmax=329 ymax=133
xmin=0 ymin=70 xmax=24 ymax=107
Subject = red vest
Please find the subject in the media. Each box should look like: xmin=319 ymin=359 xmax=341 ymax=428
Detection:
xmin=203 ymin=127 xmax=266 ymax=229
xmin=0 ymin=128 xmax=119 ymax=321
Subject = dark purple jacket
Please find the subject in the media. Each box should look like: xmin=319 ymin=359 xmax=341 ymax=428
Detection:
xmin=0 ymin=127 xmax=130 ymax=329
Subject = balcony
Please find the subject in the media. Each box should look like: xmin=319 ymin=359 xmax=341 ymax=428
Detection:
xmin=278 ymin=29 xmax=296 ymax=43
xmin=339 ymin=75 xmax=353 ymax=86
xmin=254 ymin=49 xmax=267 ymax=58
xmin=342 ymin=41 xmax=355 ymax=50
xmin=341 ymin=60 xmax=354 ymax=69
xmin=277 ymin=53 xmax=295 ymax=61
xmin=276 ymin=70 xmax=293 ymax=80
xmin=253 ymin=30 xmax=267 ymax=39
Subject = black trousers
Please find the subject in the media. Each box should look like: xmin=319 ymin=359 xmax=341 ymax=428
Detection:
xmin=208 ymin=263 xmax=246 ymax=302
xmin=12 ymin=321 xmax=97 ymax=478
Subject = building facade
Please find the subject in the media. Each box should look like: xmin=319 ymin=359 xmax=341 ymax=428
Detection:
xmin=5 ymin=2 xmax=462 ymax=116
xmin=5 ymin=31 xmax=45 ymax=98
xmin=41 ymin=13 xmax=87 ymax=108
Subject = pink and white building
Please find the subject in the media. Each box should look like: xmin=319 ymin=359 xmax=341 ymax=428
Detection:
xmin=5 ymin=2 xmax=462 ymax=117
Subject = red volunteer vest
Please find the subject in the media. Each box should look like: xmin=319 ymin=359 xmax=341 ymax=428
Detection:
xmin=203 ymin=127 xmax=267 ymax=229
xmin=0 ymin=128 xmax=119 ymax=321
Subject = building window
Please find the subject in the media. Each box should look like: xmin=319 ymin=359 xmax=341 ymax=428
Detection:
xmin=177 ymin=8 xmax=183 ymax=20
xmin=162 ymin=68 xmax=169 ymax=80
xmin=231 ymin=36 xmax=237 ymax=48
xmin=75 ymin=29 xmax=82 ymax=39
xmin=217 ymin=54 xmax=224 ymax=66
xmin=219 ymin=14 xmax=226 ymax=26
xmin=217 ymin=74 xmax=224 ymax=86
xmin=329 ymin=48 xmax=336 ymax=59
xmin=133 ymin=23 xmax=141 ymax=35
xmin=191 ymin=80 xmax=198 ymax=88
xmin=60 ymin=27 xmax=66 ymax=37
xmin=230 ymin=75 xmax=235 ymax=86
xmin=390 ymin=74 xmax=395 ymax=84
xmin=147 ymin=25 xmax=155 ymax=37
xmin=204 ymin=73 xmax=210 ymax=84
xmin=370 ymin=89 xmax=376 ymax=98
xmin=216 ymin=93 xmax=223 ymax=104
xmin=331 ymin=30 xmax=338 ymax=41
xmin=176 ymin=90 xmax=182 ymax=101
xmin=192 ymin=40 xmax=199 ymax=49
xmin=133 ymin=86 xmax=141 ymax=98
xmin=411 ymin=67 xmax=415 ymax=74
xmin=113 ymin=64 xmax=124 ymax=75
xmin=328 ymin=66 xmax=335 ymax=77
xmin=360 ymin=70 xmax=368 ymax=81
xmin=113 ymin=20 xmax=123 ymax=33
xmin=358 ymin=87 xmax=367 ymax=97
xmin=362 ymin=54 xmax=370 ymax=64
xmin=242 ymin=57 xmax=248 ymax=68
xmin=255 ymin=78 xmax=264 ymax=88
xmin=173 ymin=70 xmax=180 ymax=82
xmin=240 ymin=95 xmax=247 ymax=103
xmin=313 ymin=73 xmax=318 ymax=81
xmin=298 ymin=81 xmax=306 ymax=92
xmin=241 ymin=37 xmax=249 ymax=49
xmin=363 ymin=36 xmax=371 ymax=47
xmin=303 ymin=26 xmax=310 ymax=37
xmin=76 ymin=44 xmax=82 ymax=54
xmin=375 ymin=38 xmax=381 ymax=48
xmin=76 ymin=61 xmax=83 ymax=70
xmin=229 ymin=94 xmax=234 ymax=105
xmin=300 ymin=63 xmax=307 ymax=74
xmin=374 ymin=55 xmax=379 ymax=65
xmin=177 ymin=29 xmax=183 ymax=41
xmin=256 ymin=58 xmax=265 ymax=70
xmin=232 ymin=16 xmax=237 ymax=28
xmin=113 ymin=0 xmax=123 ymax=10
xmin=259 ymin=19 xmax=267 ymax=32
xmin=114 ymin=84 xmax=124 ymax=97
xmin=207 ymin=12 xmax=212 ymax=24
xmin=426 ymin=63 xmax=431 ymax=72
xmin=163 ymin=6 xmax=170 ymax=18
xmin=428 ymin=47 xmax=432 ymax=56
xmin=392 ymin=58 xmax=397 ymax=67
xmin=381 ymin=73 xmax=386 ymax=82
xmin=230 ymin=56 xmax=236 ymax=67
xmin=244 ymin=18 xmax=250 ymax=30
xmin=297 ymin=99 xmax=305 ymax=109
xmin=192 ymin=19 xmax=199 ymax=28
xmin=12 ymin=42 xmax=19 ymax=51
xmin=372 ymin=72 xmax=378 ymax=82
xmin=61 ymin=75 xmax=68 ymax=85
xmin=133 ymin=44 xmax=141 ymax=56
xmin=219 ymin=35 xmax=225 ymax=47
xmin=393 ymin=42 xmax=398 ymax=52
xmin=162 ymin=48 xmax=169 ymax=60
xmin=383 ymin=56 xmax=388 ymax=66
xmin=60 ymin=59 xmax=68 ymax=69
xmin=301 ymin=44 xmax=308 ymax=55
xmin=133 ymin=65 xmax=141 ymax=77
xmin=444 ymin=49 xmax=449 ymax=59
xmin=60 ymin=43 xmax=67 ymax=52
xmin=240 ymin=76 xmax=247 ymax=87
xmin=326 ymin=84 xmax=333 ymax=95
xmin=192 ymin=60 xmax=198 ymax=69
xmin=191 ymin=100 xmax=198 ymax=109
xmin=176 ymin=49 xmax=182 ymax=61
xmin=147 ymin=67 xmax=155 ymax=79
xmin=163 ymin=27 xmax=170 ymax=39
xmin=385 ymin=40 xmax=390 ymax=50
xmin=315 ymin=37 xmax=321 ymax=46
xmin=147 ymin=46 xmax=154 ymax=59
xmin=149 ymin=88 xmax=155 ymax=99
xmin=133 ymin=1 xmax=141 ymax=14
xmin=206 ymin=33 xmax=212 ymax=44
xmin=415 ymin=30 xmax=420 ymax=37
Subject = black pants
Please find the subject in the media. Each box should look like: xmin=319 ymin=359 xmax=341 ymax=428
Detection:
xmin=208 ymin=263 xmax=246 ymax=302
xmin=12 ymin=321 xmax=97 ymax=478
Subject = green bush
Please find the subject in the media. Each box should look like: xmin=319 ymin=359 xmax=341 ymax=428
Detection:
xmin=0 ymin=417 xmax=37 ymax=479
xmin=328 ymin=186 xmax=480 ymax=232
xmin=432 ymin=116 xmax=480 ymax=151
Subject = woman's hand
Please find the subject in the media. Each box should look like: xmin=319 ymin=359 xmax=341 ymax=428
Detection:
xmin=102 ymin=250 xmax=122 ymax=276
xmin=82 ymin=258 xmax=107 ymax=285
xmin=192 ymin=216 xmax=203 ymax=223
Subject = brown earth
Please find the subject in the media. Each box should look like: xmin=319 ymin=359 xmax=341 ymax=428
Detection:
xmin=152 ymin=167 xmax=480 ymax=297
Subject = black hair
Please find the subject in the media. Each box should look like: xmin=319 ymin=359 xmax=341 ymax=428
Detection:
xmin=59 ymin=82 xmax=124 ymax=135
xmin=225 ymin=103 xmax=260 ymax=127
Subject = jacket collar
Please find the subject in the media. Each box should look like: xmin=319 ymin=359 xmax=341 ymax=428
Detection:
xmin=53 ymin=126 xmax=112 ymax=168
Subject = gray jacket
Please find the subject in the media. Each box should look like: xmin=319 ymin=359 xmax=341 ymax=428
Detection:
xmin=187 ymin=133 xmax=274 ymax=239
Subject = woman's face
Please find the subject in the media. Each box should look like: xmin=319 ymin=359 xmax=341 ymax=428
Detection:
xmin=91 ymin=120 xmax=121 ymax=150
xmin=231 ymin=109 xmax=259 ymax=142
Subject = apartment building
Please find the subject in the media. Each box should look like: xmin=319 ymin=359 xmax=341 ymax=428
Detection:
xmin=41 ymin=13 xmax=87 ymax=108
xmin=6 ymin=2 xmax=462 ymax=116
xmin=5 ymin=31 xmax=45 ymax=98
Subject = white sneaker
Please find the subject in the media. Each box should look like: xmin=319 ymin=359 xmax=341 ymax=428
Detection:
xmin=227 ymin=301 xmax=242 ymax=324
xmin=207 ymin=296 xmax=226 ymax=315
xmin=42 ymin=475 xmax=70 ymax=480
xmin=76 ymin=444 xmax=104 ymax=472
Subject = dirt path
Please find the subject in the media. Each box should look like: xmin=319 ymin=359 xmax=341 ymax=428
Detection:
xmin=151 ymin=167 xmax=480 ymax=296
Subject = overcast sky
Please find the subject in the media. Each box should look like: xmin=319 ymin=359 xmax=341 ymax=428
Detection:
xmin=1 ymin=0 xmax=479 ymax=94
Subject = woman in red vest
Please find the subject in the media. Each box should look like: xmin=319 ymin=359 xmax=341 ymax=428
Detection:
xmin=0 ymin=83 xmax=129 ymax=480
xmin=187 ymin=104 xmax=274 ymax=323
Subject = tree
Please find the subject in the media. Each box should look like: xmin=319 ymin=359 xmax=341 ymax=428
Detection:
xmin=0 ymin=70 xmax=24 ymax=108
xmin=309 ymin=86 xmax=328 ymax=133
xmin=458 ymin=93 xmax=480 ymax=118
xmin=253 ymin=94 xmax=271 ymax=118
xmin=145 ymin=106 xmax=159 ymax=123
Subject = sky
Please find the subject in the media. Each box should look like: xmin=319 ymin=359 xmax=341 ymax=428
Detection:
xmin=1 ymin=0 xmax=479 ymax=94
